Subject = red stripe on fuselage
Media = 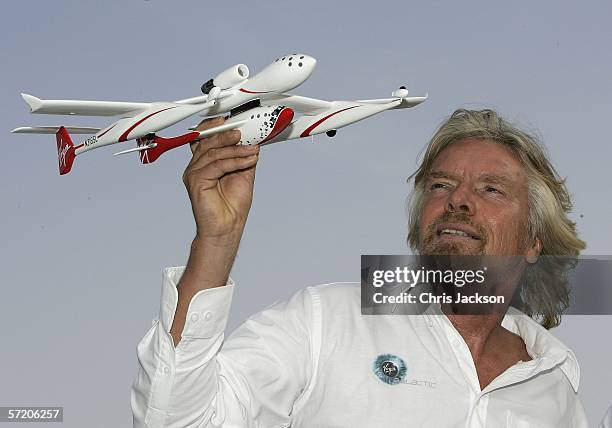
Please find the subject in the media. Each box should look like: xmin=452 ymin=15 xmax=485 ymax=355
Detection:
xmin=97 ymin=123 xmax=117 ymax=138
xmin=239 ymin=88 xmax=270 ymax=94
xmin=260 ymin=108 xmax=294 ymax=144
xmin=300 ymin=106 xmax=359 ymax=138
xmin=118 ymin=107 xmax=176 ymax=142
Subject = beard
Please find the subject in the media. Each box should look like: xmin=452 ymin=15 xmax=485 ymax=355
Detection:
xmin=419 ymin=211 xmax=488 ymax=256
xmin=417 ymin=212 xmax=529 ymax=315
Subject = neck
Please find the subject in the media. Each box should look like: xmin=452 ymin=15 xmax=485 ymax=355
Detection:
xmin=443 ymin=311 xmax=506 ymax=360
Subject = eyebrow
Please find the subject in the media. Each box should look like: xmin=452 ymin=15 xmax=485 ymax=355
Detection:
xmin=477 ymin=173 xmax=515 ymax=187
xmin=428 ymin=170 xmax=459 ymax=181
xmin=428 ymin=170 xmax=516 ymax=187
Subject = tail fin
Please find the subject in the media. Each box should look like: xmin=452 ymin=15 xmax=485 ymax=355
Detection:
xmin=56 ymin=126 xmax=76 ymax=175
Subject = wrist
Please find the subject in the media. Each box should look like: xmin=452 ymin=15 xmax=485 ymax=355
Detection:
xmin=179 ymin=231 xmax=243 ymax=291
xmin=193 ymin=226 xmax=244 ymax=250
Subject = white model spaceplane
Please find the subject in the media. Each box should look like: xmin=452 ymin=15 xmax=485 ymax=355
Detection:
xmin=12 ymin=54 xmax=427 ymax=175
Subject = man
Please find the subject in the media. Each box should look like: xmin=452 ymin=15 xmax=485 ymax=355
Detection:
xmin=131 ymin=109 xmax=588 ymax=427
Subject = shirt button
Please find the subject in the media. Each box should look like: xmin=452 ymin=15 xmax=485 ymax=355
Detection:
xmin=204 ymin=311 xmax=213 ymax=321
xmin=190 ymin=313 xmax=199 ymax=322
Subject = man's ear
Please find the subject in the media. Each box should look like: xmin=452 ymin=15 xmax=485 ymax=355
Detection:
xmin=525 ymin=237 xmax=542 ymax=264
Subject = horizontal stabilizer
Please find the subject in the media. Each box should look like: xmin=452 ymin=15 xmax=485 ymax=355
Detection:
xmin=19 ymin=93 xmax=150 ymax=117
xmin=12 ymin=126 xmax=101 ymax=134
xmin=113 ymin=144 xmax=157 ymax=156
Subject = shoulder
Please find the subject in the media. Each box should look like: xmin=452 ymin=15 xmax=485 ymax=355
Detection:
xmin=258 ymin=282 xmax=361 ymax=328
xmin=246 ymin=281 xmax=360 ymax=324
xmin=306 ymin=281 xmax=360 ymax=300
xmin=304 ymin=281 xmax=361 ymax=312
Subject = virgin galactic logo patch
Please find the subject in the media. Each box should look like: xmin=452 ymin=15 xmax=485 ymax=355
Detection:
xmin=373 ymin=354 xmax=407 ymax=385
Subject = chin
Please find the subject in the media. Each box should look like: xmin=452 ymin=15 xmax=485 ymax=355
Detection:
xmin=421 ymin=240 xmax=485 ymax=256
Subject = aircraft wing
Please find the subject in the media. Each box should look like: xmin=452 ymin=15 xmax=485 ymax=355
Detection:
xmin=14 ymin=100 xmax=216 ymax=148
xmin=264 ymin=93 xmax=333 ymax=115
xmin=20 ymin=93 xmax=151 ymax=117
xmin=262 ymin=93 xmax=427 ymax=145
xmin=11 ymin=126 xmax=100 ymax=134
xmin=99 ymin=101 xmax=216 ymax=143
xmin=356 ymin=94 xmax=428 ymax=109
xmin=267 ymin=93 xmax=427 ymax=114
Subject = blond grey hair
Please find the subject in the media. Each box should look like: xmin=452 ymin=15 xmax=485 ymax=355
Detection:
xmin=407 ymin=109 xmax=585 ymax=329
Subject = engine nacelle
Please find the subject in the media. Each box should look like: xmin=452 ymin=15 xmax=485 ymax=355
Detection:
xmin=214 ymin=64 xmax=249 ymax=89
xmin=225 ymin=105 xmax=294 ymax=146
xmin=202 ymin=64 xmax=249 ymax=94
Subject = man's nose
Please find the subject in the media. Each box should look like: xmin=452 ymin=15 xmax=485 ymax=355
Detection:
xmin=446 ymin=186 xmax=474 ymax=214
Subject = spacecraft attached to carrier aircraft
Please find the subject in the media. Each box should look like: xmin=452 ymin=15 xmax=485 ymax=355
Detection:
xmin=13 ymin=54 xmax=427 ymax=175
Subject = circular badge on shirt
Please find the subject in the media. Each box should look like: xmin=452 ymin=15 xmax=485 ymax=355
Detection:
xmin=373 ymin=354 xmax=407 ymax=385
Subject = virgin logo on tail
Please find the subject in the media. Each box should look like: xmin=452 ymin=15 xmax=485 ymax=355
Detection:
xmin=58 ymin=137 xmax=70 ymax=167
xmin=55 ymin=127 xmax=77 ymax=175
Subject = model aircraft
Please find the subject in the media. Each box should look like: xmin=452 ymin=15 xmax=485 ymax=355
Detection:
xmin=12 ymin=54 xmax=427 ymax=175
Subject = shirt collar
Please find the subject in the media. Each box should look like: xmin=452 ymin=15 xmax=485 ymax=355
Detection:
xmin=502 ymin=306 xmax=580 ymax=392
xmin=423 ymin=303 xmax=580 ymax=392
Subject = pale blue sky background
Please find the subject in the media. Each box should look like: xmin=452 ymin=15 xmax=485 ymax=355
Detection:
xmin=1 ymin=0 xmax=611 ymax=426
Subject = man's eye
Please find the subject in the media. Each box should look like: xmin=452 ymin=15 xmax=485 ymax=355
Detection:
xmin=430 ymin=182 xmax=447 ymax=190
xmin=485 ymin=186 xmax=501 ymax=194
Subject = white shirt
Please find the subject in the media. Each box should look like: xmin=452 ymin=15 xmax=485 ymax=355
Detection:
xmin=131 ymin=267 xmax=588 ymax=427
xmin=601 ymin=405 xmax=612 ymax=428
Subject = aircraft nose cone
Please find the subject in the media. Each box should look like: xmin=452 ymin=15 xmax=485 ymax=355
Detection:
xmin=302 ymin=54 xmax=316 ymax=68
xmin=297 ymin=54 xmax=316 ymax=75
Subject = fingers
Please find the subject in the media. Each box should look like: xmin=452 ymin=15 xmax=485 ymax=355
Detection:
xmin=186 ymin=154 xmax=259 ymax=184
xmin=190 ymin=116 xmax=227 ymax=154
xmin=188 ymin=143 xmax=259 ymax=172
xmin=210 ymin=155 xmax=259 ymax=177
xmin=190 ymin=129 xmax=243 ymax=160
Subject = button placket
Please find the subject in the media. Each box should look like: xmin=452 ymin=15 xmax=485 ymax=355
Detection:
xmin=438 ymin=316 xmax=482 ymax=396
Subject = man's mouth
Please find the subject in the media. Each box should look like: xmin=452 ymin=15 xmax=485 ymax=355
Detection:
xmin=436 ymin=224 xmax=480 ymax=240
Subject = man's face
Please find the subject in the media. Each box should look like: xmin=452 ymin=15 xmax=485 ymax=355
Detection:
xmin=419 ymin=138 xmax=538 ymax=258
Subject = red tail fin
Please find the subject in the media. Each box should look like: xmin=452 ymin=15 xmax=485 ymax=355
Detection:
xmin=56 ymin=126 xmax=76 ymax=175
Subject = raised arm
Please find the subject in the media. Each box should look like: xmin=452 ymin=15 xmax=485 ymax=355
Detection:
xmin=170 ymin=117 xmax=260 ymax=346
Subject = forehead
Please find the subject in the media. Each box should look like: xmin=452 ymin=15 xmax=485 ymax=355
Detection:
xmin=430 ymin=138 xmax=526 ymax=183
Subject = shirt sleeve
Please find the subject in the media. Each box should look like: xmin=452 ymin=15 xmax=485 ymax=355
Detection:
xmin=131 ymin=266 xmax=318 ymax=428
xmin=599 ymin=404 xmax=612 ymax=428
xmin=570 ymin=393 xmax=590 ymax=428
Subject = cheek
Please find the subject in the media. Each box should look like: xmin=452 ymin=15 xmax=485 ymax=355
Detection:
xmin=483 ymin=213 xmax=526 ymax=250
xmin=419 ymin=197 xmax=443 ymax=232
